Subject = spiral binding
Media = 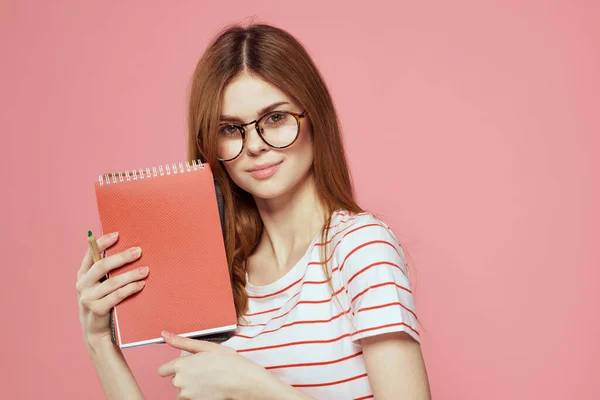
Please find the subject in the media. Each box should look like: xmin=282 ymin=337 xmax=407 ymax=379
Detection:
xmin=98 ymin=159 xmax=204 ymax=187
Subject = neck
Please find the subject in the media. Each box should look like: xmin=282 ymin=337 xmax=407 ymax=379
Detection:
xmin=252 ymin=173 xmax=326 ymax=271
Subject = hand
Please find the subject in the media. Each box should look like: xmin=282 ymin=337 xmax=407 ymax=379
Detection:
xmin=76 ymin=232 xmax=149 ymax=345
xmin=158 ymin=331 xmax=273 ymax=400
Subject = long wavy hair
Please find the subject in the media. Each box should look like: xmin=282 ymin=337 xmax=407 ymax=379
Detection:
xmin=186 ymin=23 xmax=363 ymax=318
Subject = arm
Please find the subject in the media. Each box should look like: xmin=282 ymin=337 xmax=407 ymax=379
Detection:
xmin=336 ymin=214 xmax=432 ymax=398
xmin=85 ymin=336 xmax=145 ymax=400
xmin=248 ymin=335 xmax=431 ymax=400
xmin=362 ymin=332 xmax=431 ymax=399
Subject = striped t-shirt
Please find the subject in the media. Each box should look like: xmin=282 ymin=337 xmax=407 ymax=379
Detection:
xmin=185 ymin=210 xmax=420 ymax=399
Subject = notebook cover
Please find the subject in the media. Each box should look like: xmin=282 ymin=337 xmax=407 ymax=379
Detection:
xmin=93 ymin=162 xmax=237 ymax=348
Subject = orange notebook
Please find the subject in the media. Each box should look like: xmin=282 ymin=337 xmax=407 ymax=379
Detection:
xmin=93 ymin=160 xmax=237 ymax=349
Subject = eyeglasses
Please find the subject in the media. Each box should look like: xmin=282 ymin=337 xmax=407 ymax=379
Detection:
xmin=209 ymin=110 xmax=308 ymax=162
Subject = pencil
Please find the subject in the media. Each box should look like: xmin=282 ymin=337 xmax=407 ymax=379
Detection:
xmin=88 ymin=230 xmax=101 ymax=263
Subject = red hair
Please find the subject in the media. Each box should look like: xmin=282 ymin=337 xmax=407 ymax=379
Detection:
xmin=186 ymin=23 xmax=363 ymax=317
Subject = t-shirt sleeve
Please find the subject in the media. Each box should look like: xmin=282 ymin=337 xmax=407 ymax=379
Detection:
xmin=336 ymin=216 xmax=421 ymax=343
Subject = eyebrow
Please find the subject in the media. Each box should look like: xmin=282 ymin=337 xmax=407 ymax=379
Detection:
xmin=220 ymin=101 xmax=291 ymax=123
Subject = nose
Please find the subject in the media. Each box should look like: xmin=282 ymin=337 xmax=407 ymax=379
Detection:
xmin=244 ymin=124 xmax=270 ymax=156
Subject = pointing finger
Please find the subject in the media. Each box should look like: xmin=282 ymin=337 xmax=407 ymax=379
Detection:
xmin=158 ymin=359 xmax=178 ymax=377
xmin=161 ymin=331 xmax=221 ymax=353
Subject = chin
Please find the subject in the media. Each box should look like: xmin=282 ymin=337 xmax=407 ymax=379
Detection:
xmin=237 ymin=176 xmax=296 ymax=200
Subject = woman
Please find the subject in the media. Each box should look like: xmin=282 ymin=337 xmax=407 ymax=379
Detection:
xmin=77 ymin=23 xmax=431 ymax=399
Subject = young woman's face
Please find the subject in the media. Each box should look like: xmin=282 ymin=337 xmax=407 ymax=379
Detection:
xmin=219 ymin=73 xmax=314 ymax=200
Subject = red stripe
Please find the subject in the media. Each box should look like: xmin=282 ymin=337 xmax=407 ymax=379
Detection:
xmin=327 ymin=212 xmax=368 ymax=230
xmin=240 ymin=287 xmax=345 ymax=326
xmin=235 ymin=308 xmax=351 ymax=339
xmin=236 ymin=323 xmax=419 ymax=353
xmin=291 ymin=372 xmax=368 ymax=388
xmin=355 ymin=321 xmax=420 ymax=337
xmin=351 ymin=281 xmax=412 ymax=304
xmin=247 ymin=275 xmax=304 ymax=299
xmin=243 ymin=299 xmax=296 ymax=316
xmin=244 ymin=307 xmax=281 ymax=317
xmin=357 ymin=301 xmax=418 ymax=321
xmin=265 ymin=351 xmax=363 ymax=370
xmin=246 ymin=277 xmax=335 ymax=308
xmin=307 ymin=240 xmax=341 ymax=266
xmin=246 ymin=273 xmax=343 ymax=316
xmin=314 ymin=220 xmax=357 ymax=247
xmin=339 ymin=240 xmax=400 ymax=273
xmin=354 ymin=396 xmax=374 ymax=400
xmin=314 ymin=220 xmax=381 ymax=247
xmin=237 ymin=332 xmax=353 ymax=353
xmin=347 ymin=261 xmax=407 ymax=284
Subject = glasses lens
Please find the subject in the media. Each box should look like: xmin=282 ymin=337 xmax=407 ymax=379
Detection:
xmin=217 ymin=125 xmax=243 ymax=160
xmin=259 ymin=112 xmax=299 ymax=148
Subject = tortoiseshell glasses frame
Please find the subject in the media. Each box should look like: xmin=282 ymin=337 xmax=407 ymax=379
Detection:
xmin=198 ymin=110 xmax=308 ymax=162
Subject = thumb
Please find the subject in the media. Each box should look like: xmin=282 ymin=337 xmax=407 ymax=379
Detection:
xmin=161 ymin=331 xmax=220 ymax=353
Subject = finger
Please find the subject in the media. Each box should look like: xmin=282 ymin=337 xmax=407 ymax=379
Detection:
xmin=78 ymin=232 xmax=119 ymax=277
xmin=91 ymin=266 xmax=149 ymax=299
xmin=161 ymin=331 xmax=220 ymax=353
xmin=158 ymin=359 xmax=178 ymax=377
xmin=89 ymin=280 xmax=146 ymax=316
xmin=80 ymin=246 xmax=143 ymax=289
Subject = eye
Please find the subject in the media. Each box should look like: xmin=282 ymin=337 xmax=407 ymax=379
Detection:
xmin=219 ymin=125 xmax=239 ymax=136
xmin=264 ymin=112 xmax=291 ymax=127
xmin=268 ymin=112 xmax=285 ymax=123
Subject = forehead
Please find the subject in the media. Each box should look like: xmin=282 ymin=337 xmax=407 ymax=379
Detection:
xmin=220 ymin=73 xmax=296 ymax=118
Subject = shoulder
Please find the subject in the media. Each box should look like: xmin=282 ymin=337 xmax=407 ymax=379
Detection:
xmin=328 ymin=210 xmax=401 ymax=250
xmin=328 ymin=210 xmax=407 ymax=276
xmin=329 ymin=209 xmax=392 ymax=230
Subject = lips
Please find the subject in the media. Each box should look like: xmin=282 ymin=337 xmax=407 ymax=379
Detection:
xmin=245 ymin=160 xmax=283 ymax=172
xmin=246 ymin=160 xmax=283 ymax=179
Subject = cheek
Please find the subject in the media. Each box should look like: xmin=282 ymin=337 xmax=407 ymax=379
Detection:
xmin=279 ymin=140 xmax=314 ymax=184
xmin=298 ymin=148 xmax=314 ymax=175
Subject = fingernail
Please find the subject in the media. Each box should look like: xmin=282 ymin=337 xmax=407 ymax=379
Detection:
xmin=161 ymin=330 xmax=171 ymax=338
xmin=111 ymin=232 xmax=119 ymax=238
xmin=131 ymin=247 xmax=142 ymax=257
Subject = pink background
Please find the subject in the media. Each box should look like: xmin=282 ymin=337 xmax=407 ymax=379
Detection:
xmin=1 ymin=1 xmax=598 ymax=398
